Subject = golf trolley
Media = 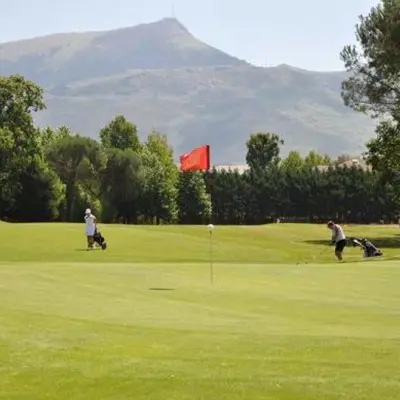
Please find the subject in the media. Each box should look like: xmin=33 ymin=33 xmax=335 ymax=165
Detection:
xmin=93 ymin=227 xmax=107 ymax=250
xmin=349 ymin=237 xmax=382 ymax=258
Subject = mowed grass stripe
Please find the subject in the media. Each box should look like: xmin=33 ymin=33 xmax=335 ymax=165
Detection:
xmin=0 ymin=262 xmax=399 ymax=337
xmin=1 ymin=222 xmax=400 ymax=263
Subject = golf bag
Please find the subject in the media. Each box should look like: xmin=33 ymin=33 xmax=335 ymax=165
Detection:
xmin=350 ymin=237 xmax=382 ymax=258
xmin=93 ymin=227 xmax=107 ymax=250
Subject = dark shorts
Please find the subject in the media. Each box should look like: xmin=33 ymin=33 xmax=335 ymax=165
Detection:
xmin=335 ymin=239 xmax=346 ymax=253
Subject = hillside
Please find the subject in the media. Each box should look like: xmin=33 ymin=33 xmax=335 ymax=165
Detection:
xmin=0 ymin=18 xmax=377 ymax=163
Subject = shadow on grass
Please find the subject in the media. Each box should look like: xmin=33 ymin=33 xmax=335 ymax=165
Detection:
xmin=304 ymin=236 xmax=400 ymax=249
xmin=149 ymin=288 xmax=175 ymax=291
xmin=75 ymin=248 xmax=105 ymax=252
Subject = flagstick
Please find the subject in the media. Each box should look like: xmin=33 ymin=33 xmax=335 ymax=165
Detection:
xmin=207 ymin=224 xmax=215 ymax=284
xmin=180 ymin=144 xmax=213 ymax=285
xmin=205 ymin=156 xmax=214 ymax=285
xmin=209 ymin=230 xmax=213 ymax=284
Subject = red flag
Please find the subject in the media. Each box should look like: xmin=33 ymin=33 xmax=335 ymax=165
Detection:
xmin=180 ymin=145 xmax=210 ymax=171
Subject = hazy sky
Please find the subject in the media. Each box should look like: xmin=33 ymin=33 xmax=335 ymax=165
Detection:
xmin=1 ymin=0 xmax=375 ymax=71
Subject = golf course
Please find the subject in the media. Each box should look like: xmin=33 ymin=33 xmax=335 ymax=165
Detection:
xmin=0 ymin=222 xmax=399 ymax=399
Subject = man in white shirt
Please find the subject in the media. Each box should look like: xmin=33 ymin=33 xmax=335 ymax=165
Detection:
xmin=327 ymin=220 xmax=346 ymax=261
xmin=84 ymin=208 xmax=97 ymax=250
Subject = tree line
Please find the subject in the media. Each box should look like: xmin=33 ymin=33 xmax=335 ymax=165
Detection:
xmin=3 ymin=1 xmax=400 ymax=229
xmin=0 ymin=74 xmax=398 ymax=225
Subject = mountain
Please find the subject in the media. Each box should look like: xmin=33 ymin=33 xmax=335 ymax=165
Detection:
xmin=0 ymin=18 xmax=376 ymax=163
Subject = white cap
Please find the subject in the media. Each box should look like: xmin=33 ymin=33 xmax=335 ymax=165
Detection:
xmin=85 ymin=208 xmax=91 ymax=214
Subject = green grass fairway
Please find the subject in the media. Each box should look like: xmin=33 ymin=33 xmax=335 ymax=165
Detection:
xmin=0 ymin=223 xmax=399 ymax=399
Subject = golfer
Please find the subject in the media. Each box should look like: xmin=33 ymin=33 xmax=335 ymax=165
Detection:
xmin=84 ymin=208 xmax=97 ymax=250
xmin=327 ymin=220 xmax=346 ymax=261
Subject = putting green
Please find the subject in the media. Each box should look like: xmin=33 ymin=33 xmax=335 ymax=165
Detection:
xmin=0 ymin=223 xmax=399 ymax=399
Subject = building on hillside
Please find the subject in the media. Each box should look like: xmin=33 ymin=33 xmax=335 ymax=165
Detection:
xmin=316 ymin=159 xmax=371 ymax=172
xmin=175 ymin=163 xmax=250 ymax=174
xmin=212 ymin=164 xmax=249 ymax=174
xmin=175 ymin=159 xmax=371 ymax=173
xmin=212 ymin=160 xmax=371 ymax=173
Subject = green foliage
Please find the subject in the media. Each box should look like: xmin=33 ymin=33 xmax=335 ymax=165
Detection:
xmin=366 ymin=120 xmax=400 ymax=174
xmin=177 ymin=171 xmax=211 ymax=224
xmin=0 ymin=75 xmax=64 ymax=221
xmin=71 ymin=186 xmax=102 ymax=222
xmin=280 ymin=151 xmax=304 ymax=171
xmin=206 ymin=169 xmax=249 ymax=224
xmin=46 ymin=135 xmax=105 ymax=221
xmin=139 ymin=131 xmax=178 ymax=224
xmin=0 ymin=127 xmax=16 ymax=213
xmin=39 ymin=125 xmax=71 ymax=150
xmin=245 ymin=132 xmax=284 ymax=171
xmin=0 ymin=74 xmax=45 ymax=131
xmin=5 ymin=161 xmax=64 ymax=222
xmin=280 ymin=150 xmax=332 ymax=172
xmin=205 ymin=164 xmax=398 ymax=224
xmin=304 ymin=150 xmax=331 ymax=167
xmin=0 ymin=128 xmax=64 ymax=221
xmin=100 ymin=115 xmax=140 ymax=152
xmin=340 ymin=0 xmax=400 ymax=117
xmin=365 ymin=120 xmax=400 ymax=199
xmin=0 ymin=75 xmax=46 ymax=179
xmin=341 ymin=0 xmax=400 ymax=197
xmin=101 ymin=148 xmax=143 ymax=223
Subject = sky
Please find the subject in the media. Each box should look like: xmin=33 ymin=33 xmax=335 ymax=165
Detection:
xmin=0 ymin=0 xmax=376 ymax=71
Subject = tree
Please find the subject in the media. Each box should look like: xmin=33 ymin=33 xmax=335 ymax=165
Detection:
xmin=177 ymin=171 xmax=211 ymax=224
xmin=100 ymin=115 xmax=141 ymax=152
xmin=0 ymin=128 xmax=14 ymax=183
xmin=206 ymin=169 xmax=249 ymax=224
xmin=364 ymin=120 xmax=400 ymax=195
xmin=245 ymin=132 xmax=284 ymax=170
xmin=0 ymin=76 xmax=48 ymax=219
xmin=304 ymin=150 xmax=331 ymax=167
xmin=340 ymin=1 xmax=400 ymax=193
xmin=139 ymin=131 xmax=178 ymax=223
xmin=0 ymin=76 xmax=46 ymax=178
xmin=101 ymin=148 xmax=143 ymax=223
xmin=340 ymin=0 xmax=400 ymax=117
xmin=0 ymin=75 xmax=45 ymax=131
xmin=0 ymin=127 xmax=18 ymax=216
xmin=39 ymin=125 xmax=71 ymax=150
xmin=280 ymin=151 xmax=304 ymax=171
xmin=5 ymin=160 xmax=64 ymax=222
xmin=47 ymin=135 xmax=105 ymax=221
xmin=0 ymin=126 xmax=65 ymax=222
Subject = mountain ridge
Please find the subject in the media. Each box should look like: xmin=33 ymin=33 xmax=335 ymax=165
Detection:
xmin=0 ymin=18 xmax=192 ymax=47
xmin=0 ymin=18 xmax=376 ymax=163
